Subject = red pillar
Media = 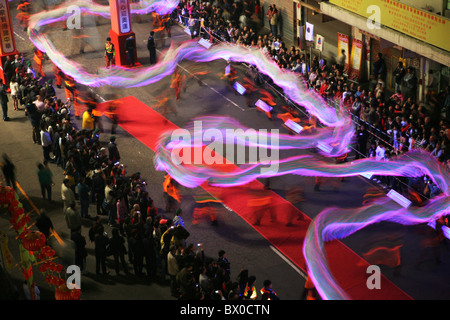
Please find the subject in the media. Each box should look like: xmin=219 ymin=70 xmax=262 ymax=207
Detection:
xmin=109 ymin=0 xmax=139 ymax=67
xmin=0 ymin=0 xmax=19 ymax=84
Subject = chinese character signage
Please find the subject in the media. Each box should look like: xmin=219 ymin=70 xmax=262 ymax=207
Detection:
xmin=329 ymin=0 xmax=450 ymax=52
xmin=117 ymin=0 xmax=130 ymax=34
xmin=349 ymin=38 xmax=363 ymax=81
xmin=0 ymin=0 xmax=14 ymax=54
xmin=337 ymin=33 xmax=349 ymax=74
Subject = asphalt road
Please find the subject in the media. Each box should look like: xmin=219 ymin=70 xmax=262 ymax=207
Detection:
xmin=1 ymin=0 xmax=450 ymax=302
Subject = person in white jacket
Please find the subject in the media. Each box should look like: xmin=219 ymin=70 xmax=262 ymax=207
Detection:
xmin=61 ymin=178 xmax=76 ymax=211
xmin=167 ymin=245 xmax=180 ymax=297
xmin=9 ymin=77 xmax=19 ymax=111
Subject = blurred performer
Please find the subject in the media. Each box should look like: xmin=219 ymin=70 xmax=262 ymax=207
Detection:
xmin=163 ymin=14 xmax=171 ymax=38
xmin=163 ymin=174 xmax=181 ymax=214
xmin=362 ymin=235 xmax=403 ymax=276
xmin=416 ymin=222 xmax=444 ymax=267
xmin=103 ymin=96 xmax=122 ymax=134
xmin=278 ymin=107 xmax=301 ymax=132
xmin=192 ymin=190 xmax=223 ymax=226
xmin=108 ymin=101 xmax=119 ymax=134
xmin=133 ymin=0 xmax=142 ymax=23
xmin=152 ymin=12 xmax=161 ymax=30
xmin=171 ymin=68 xmax=186 ymax=101
xmin=16 ymin=1 xmax=30 ymax=31
xmin=160 ymin=97 xmax=177 ymax=119
xmin=302 ymin=273 xmax=317 ymax=300
xmin=74 ymin=87 xmax=88 ymax=120
xmin=224 ymin=60 xmax=237 ymax=91
xmin=33 ymin=48 xmax=45 ymax=78
xmin=64 ymin=74 xmax=77 ymax=117
xmin=313 ymin=176 xmax=323 ymax=191
xmin=183 ymin=62 xmax=210 ymax=91
xmin=284 ymin=188 xmax=306 ymax=226
xmin=53 ymin=64 xmax=63 ymax=89
xmin=247 ymin=191 xmax=276 ymax=226
xmin=77 ymin=87 xmax=97 ymax=125
xmin=332 ymin=153 xmax=347 ymax=190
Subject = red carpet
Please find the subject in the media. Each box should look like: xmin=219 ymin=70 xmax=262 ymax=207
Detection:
xmin=97 ymin=96 xmax=412 ymax=300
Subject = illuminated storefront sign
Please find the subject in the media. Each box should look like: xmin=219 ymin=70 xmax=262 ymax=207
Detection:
xmin=329 ymin=0 xmax=450 ymax=52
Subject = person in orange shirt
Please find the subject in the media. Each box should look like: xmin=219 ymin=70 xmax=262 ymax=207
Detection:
xmin=16 ymin=1 xmax=30 ymax=31
xmin=64 ymin=75 xmax=76 ymax=102
xmin=53 ymin=65 xmax=63 ymax=88
xmin=163 ymin=174 xmax=181 ymax=214
xmin=171 ymin=68 xmax=185 ymax=101
xmin=302 ymin=273 xmax=317 ymax=300
xmin=33 ymin=48 xmax=45 ymax=78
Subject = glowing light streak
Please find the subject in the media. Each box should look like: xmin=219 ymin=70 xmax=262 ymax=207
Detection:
xmin=27 ymin=0 xmax=450 ymax=300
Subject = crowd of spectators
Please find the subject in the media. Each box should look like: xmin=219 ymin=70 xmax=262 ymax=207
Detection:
xmin=303 ymin=53 xmax=449 ymax=200
xmin=171 ymin=0 xmax=310 ymax=75
xmin=170 ymin=0 xmax=450 ymax=201
xmin=2 ymin=45 xmax=283 ymax=300
xmin=3 ymin=2 xmax=449 ymax=299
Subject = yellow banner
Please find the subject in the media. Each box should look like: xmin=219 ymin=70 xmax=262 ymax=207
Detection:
xmin=329 ymin=0 xmax=450 ymax=52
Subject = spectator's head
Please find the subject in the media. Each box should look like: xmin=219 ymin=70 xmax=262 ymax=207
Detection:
xmin=247 ymin=276 xmax=256 ymax=286
xmin=263 ymin=280 xmax=272 ymax=289
xmin=112 ymin=227 xmax=120 ymax=237
xmin=218 ymin=250 xmax=226 ymax=258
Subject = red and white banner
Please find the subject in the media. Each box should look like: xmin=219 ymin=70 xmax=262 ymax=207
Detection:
xmin=337 ymin=33 xmax=349 ymax=74
xmin=315 ymin=34 xmax=324 ymax=52
xmin=349 ymin=38 xmax=363 ymax=81
xmin=0 ymin=0 xmax=15 ymax=54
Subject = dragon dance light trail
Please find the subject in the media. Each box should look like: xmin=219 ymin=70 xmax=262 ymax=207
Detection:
xmin=27 ymin=0 xmax=450 ymax=300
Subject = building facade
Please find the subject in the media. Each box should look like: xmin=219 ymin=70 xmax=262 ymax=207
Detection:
xmin=270 ymin=0 xmax=450 ymax=101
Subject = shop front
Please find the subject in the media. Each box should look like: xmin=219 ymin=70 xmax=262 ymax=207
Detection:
xmin=319 ymin=0 xmax=450 ymax=101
